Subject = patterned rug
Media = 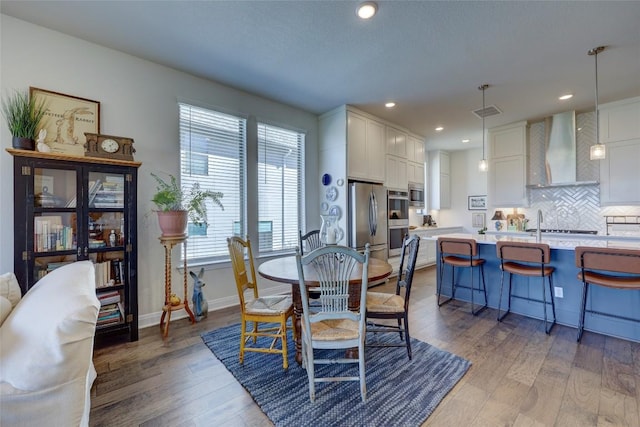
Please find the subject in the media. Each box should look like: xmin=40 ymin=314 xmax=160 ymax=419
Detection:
xmin=201 ymin=323 xmax=471 ymax=426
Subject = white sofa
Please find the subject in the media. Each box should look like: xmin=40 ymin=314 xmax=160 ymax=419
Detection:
xmin=0 ymin=261 xmax=100 ymax=427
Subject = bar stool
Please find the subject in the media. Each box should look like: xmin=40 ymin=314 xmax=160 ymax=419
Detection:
xmin=496 ymin=241 xmax=556 ymax=334
xmin=575 ymin=246 xmax=640 ymax=342
xmin=437 ymin=237 xmax=487 ymax=315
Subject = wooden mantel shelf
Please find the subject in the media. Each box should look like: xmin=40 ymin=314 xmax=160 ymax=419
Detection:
xmin=6 ymin=148 xmax=142 ymax=168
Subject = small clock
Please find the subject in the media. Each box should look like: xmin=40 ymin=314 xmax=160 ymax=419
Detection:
xmin=84 ymin=132 xmax=136 ymax=161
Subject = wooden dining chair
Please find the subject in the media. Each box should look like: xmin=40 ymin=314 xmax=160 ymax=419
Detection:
xmin=227 ymin=236 xmax=295 ymax=369
xmin=366 ymin=234 xmax=419 ymax=360
xmin=575 ymin=246 xmax=640 ymax=342
xmin=295 ymin=243 xmax=370 ymax=402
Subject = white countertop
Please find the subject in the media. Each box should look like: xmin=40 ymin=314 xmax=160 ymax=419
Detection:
xmin=409 ymin=226 xmax=463 ymax=234
xmin=423 ymin=232 xmax=640 ymax=250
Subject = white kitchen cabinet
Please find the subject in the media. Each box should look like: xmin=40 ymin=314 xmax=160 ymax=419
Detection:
xmin=407 ymin=135 xmax=425 ymax=163
xmin=347 ymin=111 xmax=386 ymax=182
xmin=407 ymin=161 xmax=425 ymax=185
xmin=488 ymin=121 xmax=528 ymax=208
xmin=600 ymin=138 xmax=640 ymax=206
xmin=599 ymin=97 xmax=640 ymax=143
xmin=428 ymin=150 xmax=450 ymax=210
xmin=385 ymin=155 xmax=407 ymax=191
xmin=386 ymin=126 xmax=407 ymax=158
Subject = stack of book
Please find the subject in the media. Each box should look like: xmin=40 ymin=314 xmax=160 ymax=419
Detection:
xmin=91 ymin=176 xmax=124 ymax=208
xmin=36 ymin=260 xmax=74 ymax=280
xmin=97 ymin=292 xmax=123 ymax=328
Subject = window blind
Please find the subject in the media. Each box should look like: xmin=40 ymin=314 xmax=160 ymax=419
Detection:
xmin=257 ymin=123 xmax=305 ymax=254
xmin=179 ymin=103 xmax=246 ymax=262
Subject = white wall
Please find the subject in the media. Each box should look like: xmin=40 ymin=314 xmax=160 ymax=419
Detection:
xmin=433 ymin=148 xmax=487 ymax=231
xmin=0 ymin=15 xmax=319 ymax=327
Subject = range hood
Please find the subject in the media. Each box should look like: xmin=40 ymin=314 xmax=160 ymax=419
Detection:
xmin=528 ymin=111 xmax=598 ymax=188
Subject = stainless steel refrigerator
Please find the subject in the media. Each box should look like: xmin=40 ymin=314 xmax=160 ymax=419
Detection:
xmin=348 ymin=181 xmax=388 ymax=261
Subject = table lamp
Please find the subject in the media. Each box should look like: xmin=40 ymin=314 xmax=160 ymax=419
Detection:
xmin=491 ymin=210 xmax=506 ymax=231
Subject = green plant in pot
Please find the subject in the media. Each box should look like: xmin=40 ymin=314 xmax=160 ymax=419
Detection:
xmin=151 ymin=173 xmax=223 ymax=237
xmin=1 ymin=90 xmax=48 ymax=150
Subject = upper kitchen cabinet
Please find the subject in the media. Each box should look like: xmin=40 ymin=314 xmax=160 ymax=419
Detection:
xmin=386 ymin=126 xmax=407 ymax=158
xmin=600 ymin=138 xmax=640 ymax=205
xmin=385 ymin=155 xmax=408 ymax=191
xmin=599 ymin=96 xmax=640 ymax=143
xmin=599 ymin=97 xmax=640 ymax=206
xmin=488 ymin=121 xmax=528 ymax=207
xmin=428 ymin=150 xmax=450 ymax=210
xmin=346 ymin=111 xmax=386 ymax=183
xmin=406 ymin=135 xmax=425 ymax=185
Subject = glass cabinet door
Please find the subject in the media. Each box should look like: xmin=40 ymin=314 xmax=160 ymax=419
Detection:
xmin=32 ymin=167 xmax=79 ymax=282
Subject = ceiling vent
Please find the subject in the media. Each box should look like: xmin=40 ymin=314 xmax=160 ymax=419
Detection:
xmin=472 ymin=105 xmax=502 ymax=119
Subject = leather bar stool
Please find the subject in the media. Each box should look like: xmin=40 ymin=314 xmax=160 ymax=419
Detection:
xmin=575 ymin=246 xmax=640 ymax=342
xmin=496 ymin=241 xmax=556 ymax=334
xmin=437 ymin=237 xmax=487 ymax=315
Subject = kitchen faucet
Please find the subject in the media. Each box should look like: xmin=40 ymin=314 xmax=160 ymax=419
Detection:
xmin=536 ymin=209 xmax=543 ymax=242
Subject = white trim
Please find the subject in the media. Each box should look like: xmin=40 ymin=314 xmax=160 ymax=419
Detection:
xmin=138 ymin=283 xmax=292 ymax=329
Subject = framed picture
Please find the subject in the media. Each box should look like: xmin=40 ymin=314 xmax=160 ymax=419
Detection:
xmin=30 ymin=87 xmax=100 ymax=157
xmin=472 ymin=212 xmax=486 ymax=228
xmin=468 ymin=195 xmax=487 ymax=210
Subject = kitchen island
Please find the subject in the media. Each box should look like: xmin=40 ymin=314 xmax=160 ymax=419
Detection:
xmin=433 ymin=233 xmax=640 ymax=342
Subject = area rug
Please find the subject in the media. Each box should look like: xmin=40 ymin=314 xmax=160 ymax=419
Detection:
xmin=201 ymin=323 xmax=471 ymax=426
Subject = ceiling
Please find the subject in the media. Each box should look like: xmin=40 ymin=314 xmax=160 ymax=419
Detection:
xmin=2 ymin=1 xmax=640 ymax=151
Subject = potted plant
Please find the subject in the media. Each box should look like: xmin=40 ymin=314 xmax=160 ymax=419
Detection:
xmin=151 ymin=173 xmax=223 ymax=237
xmin=1 ymin=89 xmax=48 ymax=150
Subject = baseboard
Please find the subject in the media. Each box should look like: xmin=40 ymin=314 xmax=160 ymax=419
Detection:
xmin=138 ymin=283 xmax=291 ymax=329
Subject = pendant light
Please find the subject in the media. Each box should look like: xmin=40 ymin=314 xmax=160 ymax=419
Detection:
xmin=588 ymin=46 xmax=606 ymax=160
xmin=478 ymin=84 xmax=489 ymax=172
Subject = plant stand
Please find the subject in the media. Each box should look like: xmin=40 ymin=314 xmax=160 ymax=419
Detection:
xmin=159 ymin=235 xmax=195 ymax=337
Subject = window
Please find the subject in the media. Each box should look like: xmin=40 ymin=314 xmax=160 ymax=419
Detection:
xmin=180 ymin=103 xmax=246 ymax=262
xmin=257 ymin=123 xmax=305 ymax=254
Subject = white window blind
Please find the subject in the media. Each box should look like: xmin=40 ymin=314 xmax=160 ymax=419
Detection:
xmin=179 ymin=103 xmax=246 ymax=262
xmin=257 ymin=123 xmax=305 ymax=254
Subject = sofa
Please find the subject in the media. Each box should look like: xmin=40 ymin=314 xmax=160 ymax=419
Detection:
xmin=0 ymin=261 xmax=100 ymax=426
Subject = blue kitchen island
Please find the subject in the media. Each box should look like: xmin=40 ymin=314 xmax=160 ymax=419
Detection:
xmin=434 ymin=233 xmax=640 ymax=342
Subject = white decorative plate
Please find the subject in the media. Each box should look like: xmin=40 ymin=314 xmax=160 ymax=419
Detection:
xmin=320 ymin=202 xmax=329 ymax=213
xmin=336 ymin=178 xmax=344 ymax=187
xmin=325 ymin=186 xmax=338 ymax=202
xmin=329 ymin=205 xmax=341 ymax=219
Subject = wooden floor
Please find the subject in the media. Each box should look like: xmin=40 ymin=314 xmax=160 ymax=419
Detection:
xmin=91 ymin=266 xmax=640 ymax=426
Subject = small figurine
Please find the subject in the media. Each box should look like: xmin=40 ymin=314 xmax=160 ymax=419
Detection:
xmin=190 ymin=267 xmax=208 ymax=321
xmin=36 ymin=129 xmax=51 ymax=153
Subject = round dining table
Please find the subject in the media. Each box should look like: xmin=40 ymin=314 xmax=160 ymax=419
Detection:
xmin=258 ymin=255 xmax=392 ymax=365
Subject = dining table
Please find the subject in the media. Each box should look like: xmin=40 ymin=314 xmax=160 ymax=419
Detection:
xmin=258 ymin=254 xmax=393 ymax=365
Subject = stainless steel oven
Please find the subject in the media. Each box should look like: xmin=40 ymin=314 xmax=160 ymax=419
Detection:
xmin=387 ymin=190 xmax=409 ymax=227
xmin=388 ymin=225 xmax=409 ymax=257
xmin=387 ymin=190 xmax=409 ymax=257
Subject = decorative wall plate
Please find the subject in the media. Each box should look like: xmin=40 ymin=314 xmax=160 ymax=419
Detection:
xmin=321 ymin=173 xmax=332 ymax=186
xmin=320 ymin=202 xmax=329 ymax=212
xmin=325 ymin=186 xmax=338 ymax=202
xmin=329 ymin=205 xmax=341 ymax=219
xmin=336 ymin=178 xmax=344 ymax=187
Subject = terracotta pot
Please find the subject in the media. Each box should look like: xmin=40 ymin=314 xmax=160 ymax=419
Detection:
xmin=12 ymin=136 xmax=34 ymax=150
xmin=157 ymin=210 xmax=188 ymax=237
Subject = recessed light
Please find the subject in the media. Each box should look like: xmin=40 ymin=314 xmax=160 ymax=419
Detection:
xmin=435 ymin=126 xmax=444 ymax=132
xmin=462 ymin=139 xmax=470 ymax=143
xmin=559 ymin=94 xmax=573 ymax=100
xmin=356 ymin=2 xmax=377 ymax=19
xmin=385 ymin=102 xmax=396 ymax=108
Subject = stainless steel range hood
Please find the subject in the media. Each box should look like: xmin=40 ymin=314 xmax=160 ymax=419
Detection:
xmin=527 ymin=110 xmax=598 ymax=188
xmin=545 ymin=111 xmax=576 ymax=184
